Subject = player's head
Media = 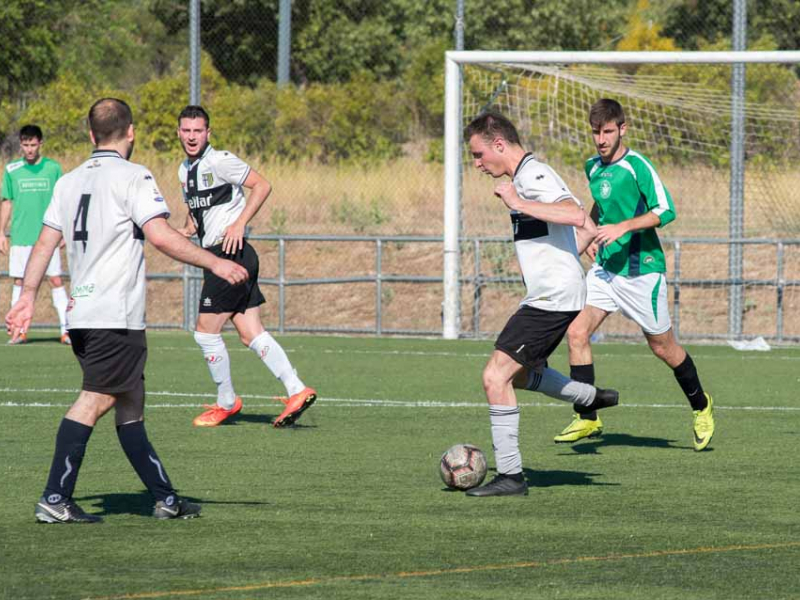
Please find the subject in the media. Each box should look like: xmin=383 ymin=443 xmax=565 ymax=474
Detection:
xmin=88 ymin=98 xmax=135 ymax=158
xmin=464 ymin=111 xmax=522 ymax=178
xmin=18 ymin=124 xmax=44 ymax=164
xmin=177 ymin=105 xmax=211 ymax=159
xmin=589 ymin=98 xmax=627 ymax=163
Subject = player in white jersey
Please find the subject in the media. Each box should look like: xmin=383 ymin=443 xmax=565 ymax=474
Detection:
xmin=176 ymin=105 xmax=316 ymax=428
xmin=461 ymin=112 xmax=619 ymax=497
xmin=5 ymin=98 xmax=248 ymax=523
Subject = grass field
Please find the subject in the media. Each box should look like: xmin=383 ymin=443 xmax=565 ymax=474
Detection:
xmin=1 ymin=332 xmax=798 ymax=600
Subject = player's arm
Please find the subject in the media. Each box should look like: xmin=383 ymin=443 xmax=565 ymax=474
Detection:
xmin=594 ymin=211 xmax=661 ymax=247
xmin=494 ymin=181 xmax=585 ymax=226
xmin=143 ymin=216 xmax=248 ymax=286
xmin=222 ymin=168 xmax=272 ymax=255
xmin=5 ymin=225 xmax=61 ymax=341
xmin=574 ymin=209 xmax=597 ymax=256
xmin=0 ymin=199 xmax=11 ymax=254
xmin=176 ymin=212 xmax=197 ymax=238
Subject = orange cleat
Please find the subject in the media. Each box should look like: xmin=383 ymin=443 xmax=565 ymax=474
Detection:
xmin=60 ymin=333 xmax=72 ymax=345
xmin=193 ymin=396 xmax=243 ymax=427
xmin=7 ymin=332 xmax=27 ymax=345
xmin=273 ymin=387 xmax=317 ymax=428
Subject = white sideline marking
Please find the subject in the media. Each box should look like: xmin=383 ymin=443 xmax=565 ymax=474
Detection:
xmin=0 ymin=388 xmax=797 ymax=411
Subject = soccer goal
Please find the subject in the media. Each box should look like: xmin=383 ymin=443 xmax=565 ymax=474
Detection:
xmin=443 ymin=51 xmax=800 ymax=342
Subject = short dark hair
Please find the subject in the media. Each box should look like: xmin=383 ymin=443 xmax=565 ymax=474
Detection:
xmin=88 ymin=98 xmax=133 ymax=144
xmin=19 ymin=124 xmax=43 ymax=141
xmin=178 ymin=105 xmax=210 ymax=128
xmin=463 ymin=111 xmax=521 ymax=146
xmin=589 ymin=99 xmax=625 ymax=129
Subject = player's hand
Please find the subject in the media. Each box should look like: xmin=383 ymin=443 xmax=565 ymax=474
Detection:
xmin=494 ymin=182 xmax=521 ymax=210
xmin=212 ymin=258 xmax=248 ymax=286
xmin=0 ymin=234 xmax=8 ymax=255
xmin=585 ymin=241 xmax=598 ymax=260
xmin=5 ymin=296 xmax=34 ymax=342
xmin=595 ymin=223 xmax=628 ymax=246
xmin=176 ymin=227 xmax=194 ymax=238
xmin=221 ymin=222 xmax=245 ymax=255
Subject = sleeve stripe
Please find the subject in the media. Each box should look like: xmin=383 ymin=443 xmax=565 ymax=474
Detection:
xmin=629 ymin=151 xmax=670 ymax=213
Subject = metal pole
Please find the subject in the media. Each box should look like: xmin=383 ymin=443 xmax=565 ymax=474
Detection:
xmin=455 ymin=0 xmax=464 ymax=51
xmin=189 ymin=0 xmax=201 ymax=104
xmin=442 ymin=56 xmax=462 ymax=339
xmin=277 ymin=0 xmax=292 ymax=86
xmin=184 ymin=0 xmax=202 ymax=330
xmin=729 ymin=0 xmax=747 ymax=339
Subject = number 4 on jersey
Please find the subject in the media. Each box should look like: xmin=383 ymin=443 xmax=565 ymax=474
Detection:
xmin=73 ymin=194 xmax=90 ymax=250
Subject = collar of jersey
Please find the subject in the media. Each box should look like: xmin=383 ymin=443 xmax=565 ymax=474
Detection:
xmin=513 ymin=152 xmax=534 ymax=178
xmin=598 ymin=147 xmax=630 ymax=167
xmin=91 ymin=149 xmax=124 ymax=159
xmin=187 ymin=143 xmax=213 ymax=169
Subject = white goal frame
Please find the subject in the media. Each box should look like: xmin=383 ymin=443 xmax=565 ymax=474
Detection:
xmin=443 ymin=50 xmax=800 ymax=340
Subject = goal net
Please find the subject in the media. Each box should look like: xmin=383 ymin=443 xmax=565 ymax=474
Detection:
xmin=444 ymin=51 xmax=800 ymax=343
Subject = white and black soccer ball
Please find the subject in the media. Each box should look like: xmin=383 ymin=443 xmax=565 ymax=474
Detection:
xmin=439 ymin=444 xmax=487 ymax=490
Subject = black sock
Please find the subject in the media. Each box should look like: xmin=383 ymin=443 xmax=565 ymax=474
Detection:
xmin=571 ymin=364 xmax=598 ymax=420
xmin=43 ymin=418 xmax=93 ymax=503
xmin=116 ymin=422 xmax=176 ymax=502
xmin=673 ymin=353 xmax=707 ymax=411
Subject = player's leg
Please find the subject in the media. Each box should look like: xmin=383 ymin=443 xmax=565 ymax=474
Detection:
xmin=233 ymin=307 xmax=316 ymax=428
xmin=193 ymin=316 xmax=242 ymax=426
xmin=114 ymin=380 xmax=201 ymax=520
xmin=645 ymin=329 xmax=714 ymax=451
xmin=34 ymin=390 xmax=115 ymax=524
xmin=8 ymin=246 xmax=28 ymax=344
xmin=466 ymin=350 xmax=529 ymax=497
xmin=46 ymin=250 xmax=70 ymax=344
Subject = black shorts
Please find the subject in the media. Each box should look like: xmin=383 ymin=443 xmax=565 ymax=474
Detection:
xmin=495 ymin=306 xmax=579 ymax=373
xmin=70 ymin=329 xmax=147 ymax=394
xmin=199 ymin=240 xmax=265 ymax=314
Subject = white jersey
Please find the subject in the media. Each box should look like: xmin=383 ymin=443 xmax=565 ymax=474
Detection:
xmin=178 ymin=145 xmax=250 ymax=248
xmin=511 ymin=153 xmax=586 ymax=312
xmin=43 ymin=150 xmax=170 ymax=330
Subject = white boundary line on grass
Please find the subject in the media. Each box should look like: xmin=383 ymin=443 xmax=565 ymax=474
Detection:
xmin=0 ymin=387 xmax=798 ymax=411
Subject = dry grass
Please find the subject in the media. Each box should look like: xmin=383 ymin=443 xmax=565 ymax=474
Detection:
xmin=2 ymin=151 xmax=799 ymax=339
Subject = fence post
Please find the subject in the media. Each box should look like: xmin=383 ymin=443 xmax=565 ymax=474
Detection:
xmin=277 ymin=0 xmax=292 ymax=86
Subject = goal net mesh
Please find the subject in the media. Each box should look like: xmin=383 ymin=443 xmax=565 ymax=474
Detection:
xmin=459 ymin=61 xmax=800 ymax=341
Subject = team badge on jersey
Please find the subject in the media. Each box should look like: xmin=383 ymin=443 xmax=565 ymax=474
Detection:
xmin=600 ymin=180 xmax=612 ymax=199
xmin=202 ymin=172 xmax=214 ymax=187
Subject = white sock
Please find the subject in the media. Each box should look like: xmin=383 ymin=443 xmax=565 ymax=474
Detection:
xmin=193 ymin=331 xmax=236 ymax=409
xmin=526 ymin=367 xmax=596 ymax=406
xmin=489 ymin=404 xmax=522 ymax=475
xmin=248 ymin=331 xmax=305 ymax=397
xmin=11 ymin=285 xmax=21 ymax=308
xmin=51 ymin=286 xmax=69 ymax=335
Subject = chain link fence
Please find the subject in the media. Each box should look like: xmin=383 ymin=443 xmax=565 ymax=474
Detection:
xmin=1 ymin=0 xmax=798 ymax=341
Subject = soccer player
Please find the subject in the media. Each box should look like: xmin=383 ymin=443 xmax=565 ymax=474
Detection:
xmin=6 ymin=98 xmax=249 ymax=523
xmin=176 ymin=105 xmax=316 ymax=428
xmin=0 ymin=125 xmax=70 ymax=344
xmin=554 ymin=98 xmax=714 ymax=451
xmin=463 ymin=112 xmax=619 ymax=497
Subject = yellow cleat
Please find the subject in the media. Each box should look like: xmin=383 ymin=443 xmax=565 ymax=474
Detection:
xmin=554 ymin=414 xmax=603 ymax=443
xmin=693 ymin=394 xmax=715 ymax=451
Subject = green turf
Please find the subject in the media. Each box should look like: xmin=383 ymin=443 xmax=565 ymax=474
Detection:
xmin=1 ymin=332 xmax=798 ymax=599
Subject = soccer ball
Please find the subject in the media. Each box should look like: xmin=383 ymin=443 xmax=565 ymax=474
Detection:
xmin=439 ymin=444 xmax=487 ymax=490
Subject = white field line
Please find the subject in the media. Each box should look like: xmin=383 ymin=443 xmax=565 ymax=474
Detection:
xmin=0 ymin=388 xmax=797 ymax=411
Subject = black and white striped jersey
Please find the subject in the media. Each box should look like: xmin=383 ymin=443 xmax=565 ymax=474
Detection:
xmin=178 ymin=145 xmax=250 ymax=248
xmin=43 ymin=150 xmax=170 ymax=330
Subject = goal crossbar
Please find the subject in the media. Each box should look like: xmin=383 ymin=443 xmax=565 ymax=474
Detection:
xmin=443 ymin=50 xmax=800 ymax=339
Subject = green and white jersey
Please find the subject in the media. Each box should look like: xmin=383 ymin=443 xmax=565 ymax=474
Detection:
xmin=1 ymin=157 xmax=62 ymax=245
xmin=585 ymin=149 xmax=675 ymax=276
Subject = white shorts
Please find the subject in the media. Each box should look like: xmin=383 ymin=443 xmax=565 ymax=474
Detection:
xmin=8 ymin=245 xmax=62 ymax=279
xmin=586 ymin=264 xmax=671 ymax=335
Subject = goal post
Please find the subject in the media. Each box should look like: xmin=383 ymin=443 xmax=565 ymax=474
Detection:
xmin=443 ymin=50 xmax=800 ymax=340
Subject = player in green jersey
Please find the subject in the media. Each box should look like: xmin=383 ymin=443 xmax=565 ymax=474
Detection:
xmin=1 ymin=125 xmax=70 ymax=345
xmin=554 ymin=99 xmax=714 ymax=451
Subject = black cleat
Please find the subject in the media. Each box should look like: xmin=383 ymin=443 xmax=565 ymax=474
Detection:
xmin=465 ymin=474 xmax=529 ymax=497
xmin=35 ymin=496 xmax=103 ymax=524
xmin=153 ymin=496 xmax=202 ymax=520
